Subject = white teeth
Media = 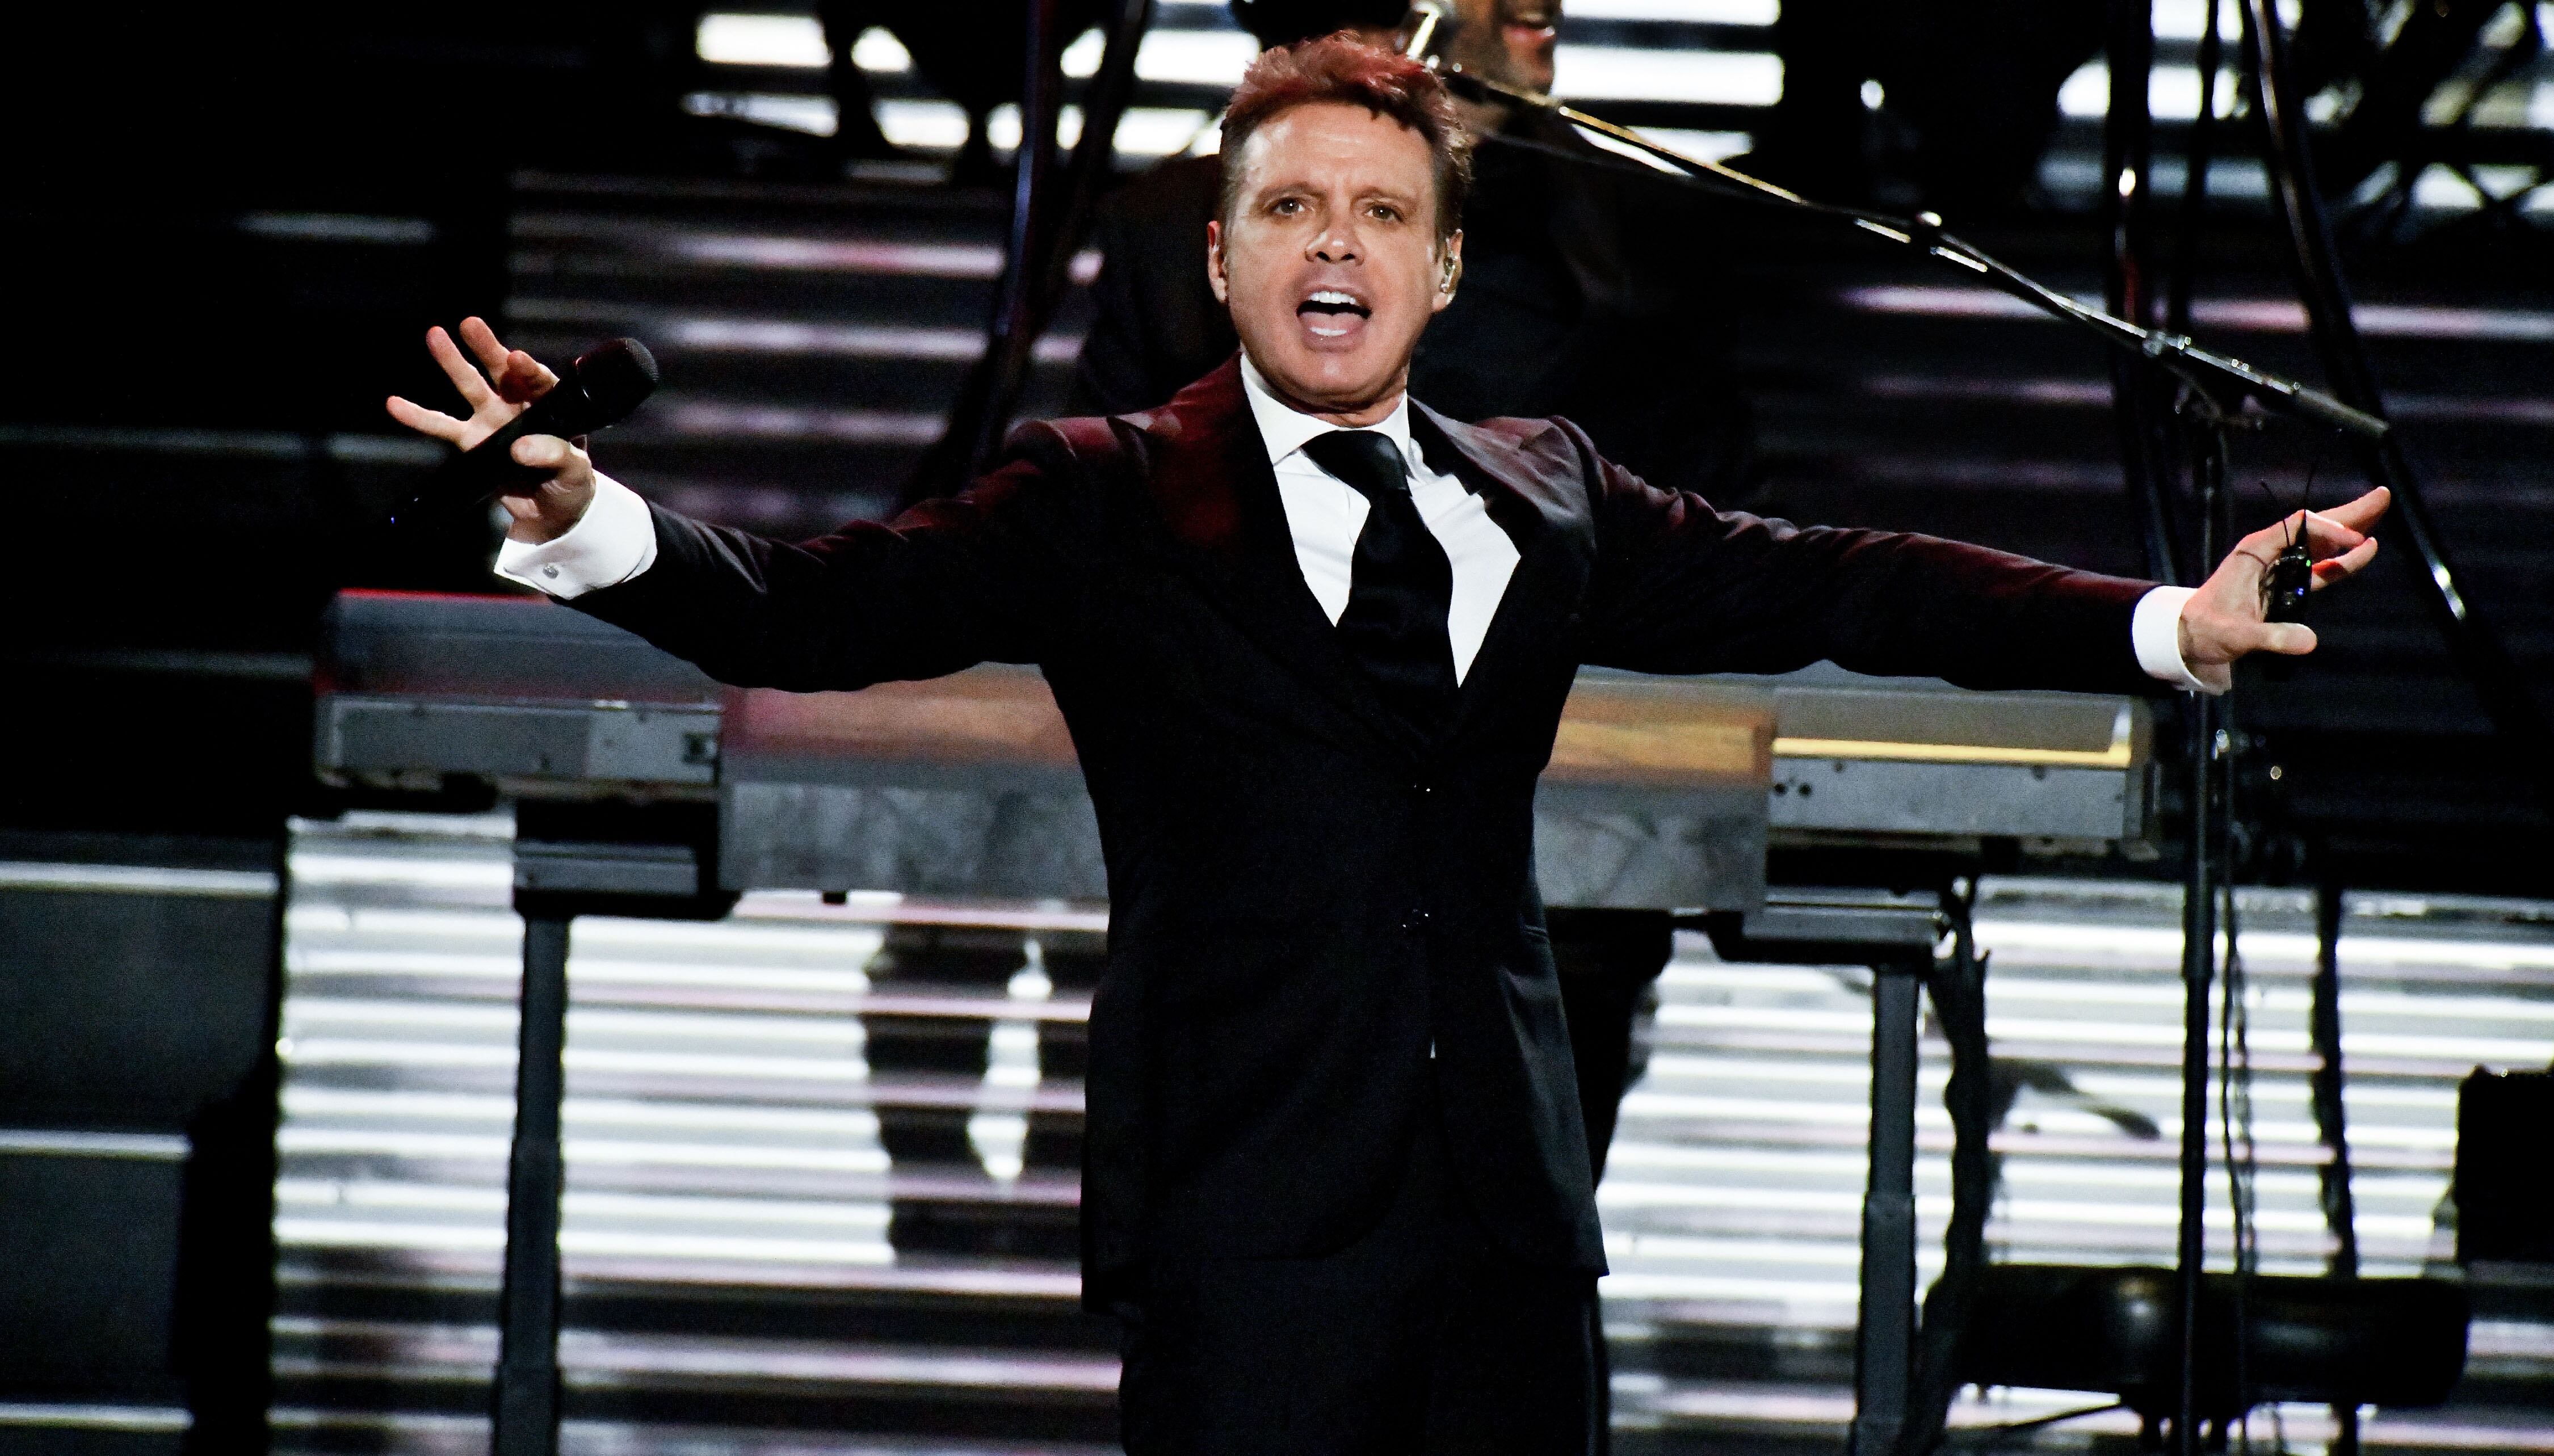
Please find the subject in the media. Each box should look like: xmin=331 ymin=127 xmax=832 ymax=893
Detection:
xmin=1309 ymin=289 xmax=1359 ymax=305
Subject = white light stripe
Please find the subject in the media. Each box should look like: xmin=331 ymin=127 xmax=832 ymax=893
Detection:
xmin=1841 ymin=287 xmax=2554 ymax=348
xmin=656 ymin=400 xmax=944 ymax=445
xmin=1653 ymin=1005 xmax=1874 ymax=1033
xmin=278 ymin=1180 xmax=892 ymax=1231
xmin=2057 ymin=61 xmax=2240 ymax=121
xmin=0 ymin=1129 xmax=188 ymax=1159
xmin=667 ymin=234 xmax=1006 ymax=277
xmin=1569 ymin=0 xmax=1778 ymax=20
xmin=277 ymin=1128 xmax=895 ymax=1171
xmin=284 ymin=904 xmax=516 ymax=938
xmin=1604 ymin=1234 xmax=1863 ymax=1266
xmin=1599 ymin=1272 xmax=1862 ymax=1302
xmin=1603 ymin=1142 xmax=1874 ymax=1176
xmin=1130 ymin=29 xmax=1258 ymax=86
xmin=0 ymin=860 xmax=275 ymax=897
xmin=663 ymin=317 xmax=1083 ymax=364
xmin=1598 ymin=1180 xmax=1862 ymax=1211
xmin=289 ymin=854 xmax=513 ymax=890
xmin=276 ymin=1218 xmax=898 ymax=1265
xmin=695 ymin=13 xmax=829 ymax=68
xmin=734 ymin=892 xmax=1111 ymax=931
xmin=1555 ymin=46 xmax=1782 ymax=104
xmin=287 ymin=999 xmax=883 ymax=1046
xmin=0 ymin=1404 xmax=192 ymax=1432
xmin=557 ymin=1336 xmax=1119 ymax=1390
xmin=283 ymin=1087 xmax=890 ymax=1137
xmin=1616 ymin=1092 xmax=1880 ymax=1123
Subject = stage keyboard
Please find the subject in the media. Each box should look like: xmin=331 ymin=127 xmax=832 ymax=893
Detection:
xmin=315 ymin=590 xmax=2157 ymax=909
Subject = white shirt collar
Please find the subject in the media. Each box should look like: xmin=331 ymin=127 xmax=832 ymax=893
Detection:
xmin=1238 ymin=350 xmax=1422 ymax=475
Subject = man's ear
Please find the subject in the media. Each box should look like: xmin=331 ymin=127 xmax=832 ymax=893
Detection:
xmin=1431 ymin=230 xmax=1464 ymax=313
xmin=1207 ymin=220 xmax=1229 ymax=306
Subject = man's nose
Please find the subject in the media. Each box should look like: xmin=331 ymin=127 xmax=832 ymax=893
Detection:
xmin=1308 ymin=222 xmax=1362 ymax=263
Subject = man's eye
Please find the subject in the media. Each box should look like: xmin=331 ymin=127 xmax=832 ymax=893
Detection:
xmin=1272 ymin=197 xmax=1304 ymax=215
xmin=1370 ymin=204 xmax=1402 ymax=222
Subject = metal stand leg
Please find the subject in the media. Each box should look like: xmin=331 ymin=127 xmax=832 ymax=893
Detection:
xmin=1702 ymin=895 xmax=1941 ymax=1456
xmin=492 ymin=912 xmax=570 ymax=1456
xmin=1851 ymin=968 xmax=1921 ymax=1456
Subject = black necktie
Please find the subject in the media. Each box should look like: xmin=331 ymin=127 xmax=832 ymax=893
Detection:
xmin=1301 ymin=430 xmax=1460 ymax=733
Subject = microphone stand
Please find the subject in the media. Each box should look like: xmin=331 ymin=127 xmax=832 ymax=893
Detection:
xmin=1429 ymin=63 xmax=2388 ymax=1456
xmin=1431 ymin=66 xmax=2389 ymax=442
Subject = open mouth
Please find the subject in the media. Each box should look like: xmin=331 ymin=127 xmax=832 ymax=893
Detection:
xmin=1297 ymin=288 xmax=1372 ymax=340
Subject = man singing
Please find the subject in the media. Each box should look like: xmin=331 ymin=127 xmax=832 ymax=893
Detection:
xmin=388 ymin=37 xmax=2385 ymax=1455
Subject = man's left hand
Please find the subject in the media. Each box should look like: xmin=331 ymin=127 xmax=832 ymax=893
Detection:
xmin=2178 ymin=485 xmax=2390 ymax=693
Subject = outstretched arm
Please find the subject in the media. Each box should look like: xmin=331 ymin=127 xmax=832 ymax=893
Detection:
xmin=1576 ymin=419 xmax=2388 ymax=695
xmin=385 ymin=319 xmax=1082 ymax=691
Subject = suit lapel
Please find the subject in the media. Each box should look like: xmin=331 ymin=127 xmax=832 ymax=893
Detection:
xmin=1129 ymin=359 xmax=1434 ymax=758
xmin=1411 ymin=403 xmax=1597 ymax=744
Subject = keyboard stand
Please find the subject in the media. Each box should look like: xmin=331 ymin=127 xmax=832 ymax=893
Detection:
xmin=1707 ymin=893 xmax=1944 ymax=1456
xmin=490 ymin=808 xmax=734 ymax=1456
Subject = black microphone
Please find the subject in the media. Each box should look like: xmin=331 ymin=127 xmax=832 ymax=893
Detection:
xmin=389 ymin=336 xmax=659 ymax=528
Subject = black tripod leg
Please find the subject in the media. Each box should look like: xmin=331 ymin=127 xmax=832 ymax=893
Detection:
xmin=492 ymin=912 xmax=571 ymax=1456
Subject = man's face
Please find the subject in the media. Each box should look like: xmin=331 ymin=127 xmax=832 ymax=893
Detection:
xmin=1444 ymin=0 xmax=1559 ymax=94
xmin=1208 ymin=102 xmax=1460 ymax=422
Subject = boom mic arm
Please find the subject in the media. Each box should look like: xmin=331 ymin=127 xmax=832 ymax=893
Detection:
xmin=1427 ymin=64 xmax=2386 ymax=441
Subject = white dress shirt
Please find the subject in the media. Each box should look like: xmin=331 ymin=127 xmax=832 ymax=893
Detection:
xmin=495 ymin=359 xmax=2208 ymax=692
xmin=1237 ymin=354 xmax=1520 ymax=684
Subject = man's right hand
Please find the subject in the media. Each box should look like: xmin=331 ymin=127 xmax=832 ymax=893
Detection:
xmin=386 ymin=316 xmax=598 ymax=544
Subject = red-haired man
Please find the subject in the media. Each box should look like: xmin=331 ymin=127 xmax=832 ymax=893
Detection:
xmin=389 ymin=37 xmax=2387 ymax=1453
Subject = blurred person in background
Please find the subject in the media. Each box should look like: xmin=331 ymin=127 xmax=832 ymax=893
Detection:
xmin=1744 ymin=0 xmax=2105 ymax=214
xmin=818 ymin=0 xmax=1116 ymax=180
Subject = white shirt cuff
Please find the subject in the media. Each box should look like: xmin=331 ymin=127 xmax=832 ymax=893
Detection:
xmin=493 ymin=473 xmax=658 ymax=599
xmin=2132 ymin=585 xmax=2210 ymax=693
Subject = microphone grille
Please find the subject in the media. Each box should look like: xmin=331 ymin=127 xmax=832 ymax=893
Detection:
xmin=568 ymin=337 xmax=661 ymax=428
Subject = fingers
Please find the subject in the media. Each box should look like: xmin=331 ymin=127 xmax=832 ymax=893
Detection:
xmin=2320 ymin=485 xmax=2391 ymax=534
xmin=2248 ymin=619 xmax=2318 ymax=656
xmin=2192 ymin=612 xmax=2319 ymax=667
xmin=494 ymin=348 xmax=560 ymax=405
xmin=425 ymin=326 xmax=495 ymax=409
xmin=386 ymin=394 xmax=469 ymax=443
xmin=2297 ymin=507 xmax=2373 ymax=558
xmin=2308 ymin=535 xmax=2379 ymax=588
xmin=457 ymin=316 xmax=513 ymax=376
xmin=511 ymin=434 xmax=576 ymax=470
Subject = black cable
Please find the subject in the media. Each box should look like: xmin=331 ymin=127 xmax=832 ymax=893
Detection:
xmin=1895 ymin=877 xmax=1996 ymax=1456
xmin=2309 ymin=880 xmax=2363 ymax=1456
xmin=2217 ymin=878 xmax=2262 ymax=1451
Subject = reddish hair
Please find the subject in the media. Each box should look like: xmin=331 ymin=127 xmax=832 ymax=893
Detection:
xmin=1217 ymin=34 xmax=1472 ymax=244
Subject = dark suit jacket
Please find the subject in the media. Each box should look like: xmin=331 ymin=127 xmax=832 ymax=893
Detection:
xmin=1070 ymin=116 xmax=1755 ymax=497
xmin=569 ymin=357 xmax=2157 ymax=1307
